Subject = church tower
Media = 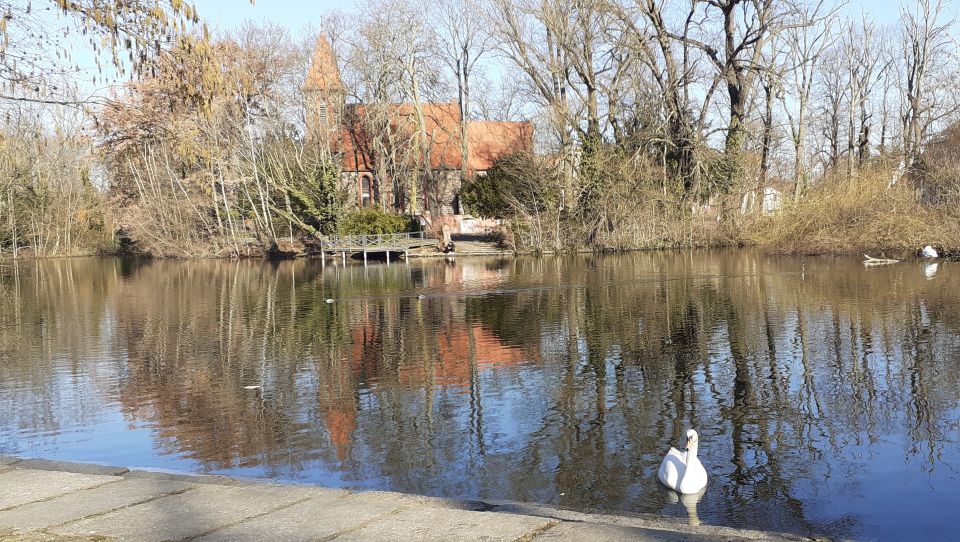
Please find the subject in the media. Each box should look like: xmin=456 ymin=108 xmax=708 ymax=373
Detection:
xmin=304 ymin=37 xmax=346 ymax=155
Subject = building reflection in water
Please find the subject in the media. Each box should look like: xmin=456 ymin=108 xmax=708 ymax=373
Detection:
xmin=1 ymin=253 xmax=960 ymax=540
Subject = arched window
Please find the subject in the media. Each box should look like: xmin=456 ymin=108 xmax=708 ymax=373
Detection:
xmin=360 ymin=175 xmax=373 ymax=207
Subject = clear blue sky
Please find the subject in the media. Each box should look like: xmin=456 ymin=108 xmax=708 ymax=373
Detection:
xmin=194 ymin=0 xmax=909 ymax=34
xmin=194 ymin=0 xmax=346 ymax=34
xmin=68 ymin=0 xmax=921 ymax=96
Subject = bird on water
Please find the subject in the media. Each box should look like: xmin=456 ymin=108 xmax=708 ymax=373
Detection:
xmin=658 ymin=429 xmax=708 ymax=494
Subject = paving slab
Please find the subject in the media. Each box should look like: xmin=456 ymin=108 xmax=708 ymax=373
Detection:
xmin=333 ymin=506 xmax=554 ymax=542
xmin=532 ymin=522 xmax=757 ymax=542
xmin=0 ymin=477 xmax=193 ymax=530
xmin=0 ymin=460 xmax=803 ymax=542
xmin=0 ymin=469 xmax=119 ymax=510
xmin=0 ymin=528 xmax=102 ymax=541
xmin=48 ymin=483 xmax=316 ymax=542
xmin=194 ymin=493 xmax=398 ymax=542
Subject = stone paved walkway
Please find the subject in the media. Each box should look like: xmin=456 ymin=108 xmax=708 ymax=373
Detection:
xmin=0 ymin=457 xmax=806 ymax=542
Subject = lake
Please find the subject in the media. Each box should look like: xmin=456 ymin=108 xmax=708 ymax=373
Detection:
xmin=1 ymin=252 xmax=957 ymax=540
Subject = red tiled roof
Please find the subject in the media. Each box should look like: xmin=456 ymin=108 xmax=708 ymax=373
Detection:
xmin=467 ymin=121 xmax=533 ymax=171
xmin=340 ymin=102 xmax=461 ymax=171
xmin=339 ymin=103 xmax=532 ymax=173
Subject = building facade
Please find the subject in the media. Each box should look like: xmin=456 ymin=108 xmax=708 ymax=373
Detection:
xmin=305 ymin=38 xmax=532 ymax=218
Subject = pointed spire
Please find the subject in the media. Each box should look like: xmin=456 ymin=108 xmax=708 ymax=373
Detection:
xmin=305 ymin=36 xmax=344 ymax=93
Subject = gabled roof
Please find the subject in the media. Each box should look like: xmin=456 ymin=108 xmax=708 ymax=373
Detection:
xmin=340 ymin=102 xmax=533 ymax=173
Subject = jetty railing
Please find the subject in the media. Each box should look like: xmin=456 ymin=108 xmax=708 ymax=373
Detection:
xmin=321 ymin=231 xmax=432 ymax=250
xmin=319 ymin=231 xmax=435 ymax=265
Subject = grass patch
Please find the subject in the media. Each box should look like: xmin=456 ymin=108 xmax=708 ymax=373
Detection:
xmin=747 ymin=167 xmax=957 ymax=255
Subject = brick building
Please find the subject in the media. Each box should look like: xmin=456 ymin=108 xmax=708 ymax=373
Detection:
xmin=304 ymin=38 xmax=532 ymax=217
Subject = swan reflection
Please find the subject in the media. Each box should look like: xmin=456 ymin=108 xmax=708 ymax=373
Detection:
xmin=667 ymin=488 xmax=706 ymax=526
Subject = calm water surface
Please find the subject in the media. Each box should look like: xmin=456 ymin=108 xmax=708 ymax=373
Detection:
xmin=1 ymin=252 xmax=958 ymax=540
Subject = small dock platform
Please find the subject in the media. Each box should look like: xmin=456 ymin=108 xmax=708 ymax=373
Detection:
xmin=319 ymin=232 xmax=435 ymax=265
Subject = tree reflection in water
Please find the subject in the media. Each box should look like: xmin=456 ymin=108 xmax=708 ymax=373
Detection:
xmin=1 ymin=252 xmax=959 ymax=539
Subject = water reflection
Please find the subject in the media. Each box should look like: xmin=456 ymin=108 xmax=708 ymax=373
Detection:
xmin=1 ymin=252 xmax=959 ymax=540
xmin=666 ymin=489 xmax=705 ymax=526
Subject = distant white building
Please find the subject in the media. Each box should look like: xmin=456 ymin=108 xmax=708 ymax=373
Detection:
xmin=762 ymin=186 xmax=783 ymax=215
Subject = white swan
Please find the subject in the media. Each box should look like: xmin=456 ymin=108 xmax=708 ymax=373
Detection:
xmin=658 ymin=429 xmax=708 ymax=494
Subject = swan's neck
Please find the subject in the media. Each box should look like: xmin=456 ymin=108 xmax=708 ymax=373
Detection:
xmin=686 ymin=442 xmax=698 ymax=462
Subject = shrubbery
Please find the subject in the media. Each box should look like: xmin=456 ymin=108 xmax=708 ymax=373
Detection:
xmin=336 ymin=208 xmax=417 ymax=235
xmin=460 ymin=165 xmax=516 ymax=219
xmin=748 ymin=164 xmax=958 ymax=254
xmin=457 ymin=150 xmax=734 ymax=253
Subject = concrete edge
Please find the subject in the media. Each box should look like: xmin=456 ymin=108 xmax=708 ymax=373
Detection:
xmin=10 ymin=458 xmax=129 ymax=477
xmin=483 ymin=499 xmax=814 ymax=541
xmin=0 ymin=455 xmax=813 ymax=541
xmin=121 ymin=468 xmax=267 ymax=487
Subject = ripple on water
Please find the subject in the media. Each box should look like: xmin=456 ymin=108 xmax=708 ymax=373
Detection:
xmin=2 ymin=253 xmax=960 ymax=539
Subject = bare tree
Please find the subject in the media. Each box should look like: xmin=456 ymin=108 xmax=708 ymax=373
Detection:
xmin=841 ymin=18 xmax=883 ymax=177
xmin=621 ymin=0 xmax=719 ymax=197
xmin=815 ymin=47 xmax=845 ymax=173
xmin=877 ymin=31 xmax=902 ymax=157
xmin=671 ymin=0 xmax=807 ymax=184
xmin=434 ymin=0 xmax=495 ymax=182
xmin=340 ymin=0 xmax=449 ymax=214
xmin=758 ymin=52 xmax=781 ymax=194
xmin=900 ymin=0 xmax=956 ymax=168
xmin=488 ymin=0 xmax=576 ymax=206
xmin=0 ymin=0 xmax=202 ymax=105
xmin=780 ymin=1 xmax=836 ymax=197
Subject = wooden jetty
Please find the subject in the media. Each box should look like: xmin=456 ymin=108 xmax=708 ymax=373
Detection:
xmin=319 ymin=231 xmax=434 ymax=266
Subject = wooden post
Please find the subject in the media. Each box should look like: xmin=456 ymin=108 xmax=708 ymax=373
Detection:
xmin=363 ymin=249 xmax=367 ymax=265
xmin=321 ymin=251 xmax=326 ymax=269
xmin=386 ymin=251 xmax=391 ymax=265
xmin=342 ymin=251 xmax=346 ymax=265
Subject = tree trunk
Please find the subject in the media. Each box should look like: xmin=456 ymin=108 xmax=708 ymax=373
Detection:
xmin=459 ymin=55 xmax=471 ymax=184
xmin=760 ymin=80 xmax=775 ymax=191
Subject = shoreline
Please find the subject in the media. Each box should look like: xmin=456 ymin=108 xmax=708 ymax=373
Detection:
xmin=0 ymin=455 xmax=809 ymax=541
xmin=0 ymin=243 xmax=947 ymax=262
